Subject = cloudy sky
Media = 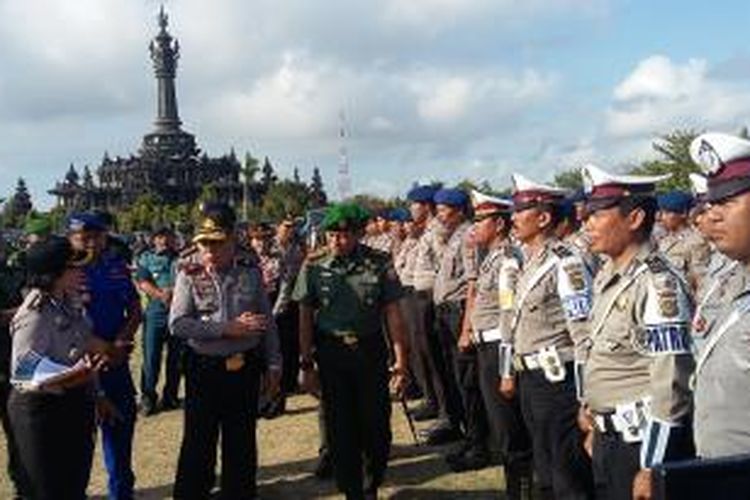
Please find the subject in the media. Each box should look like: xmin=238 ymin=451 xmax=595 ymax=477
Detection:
xmin=1 ymin=0 xmax=750 ymax=208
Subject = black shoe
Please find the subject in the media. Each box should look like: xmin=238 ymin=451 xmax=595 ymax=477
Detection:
xmin=445 ymin=441 xmax=471 ymax=463
xmin=420 ymin=422 xmax=463 ymax=445
xmin=410 ymin=403 xmax=439 ymax=422
xmin=314 ymin=452 xmax=334 ymax=479
xmin=159 ymin=397 xmax=181 ymax=412
xmin=446 ymin=448 xmax=490 ymax=472
xmin=141 ymin=397 xmax=158 ymax=417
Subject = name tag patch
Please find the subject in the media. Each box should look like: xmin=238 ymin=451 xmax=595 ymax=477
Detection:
xmin=642 ymin=324 xmax=691 ymax=354
xmin=562 ymin=293 xmax=591 ymax=321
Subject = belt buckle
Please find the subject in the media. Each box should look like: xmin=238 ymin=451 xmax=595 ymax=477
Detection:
xmin=342 ymin=334 xmax=359 ymax=348
xmin=225 ymin=353 xmax=245 ymax=372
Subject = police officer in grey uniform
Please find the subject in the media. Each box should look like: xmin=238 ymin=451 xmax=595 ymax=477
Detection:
xmin=7 ymin=237 xmax=104 ymax=500
xmin=467 ymin=190 xmax=533 ymax=498
xmin=579 ymin=164 xmax=695 ymax=500
xmin=501 ymin=174 xmax=594 ymax=500
xmin=689 ymin=132 xmax=750 ymax=459
xmin=170 ymin=203 xmax=282 ymax=499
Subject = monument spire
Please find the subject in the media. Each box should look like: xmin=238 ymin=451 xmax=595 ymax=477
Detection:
xmin=150 ymin=5 xmax=181 ymax=132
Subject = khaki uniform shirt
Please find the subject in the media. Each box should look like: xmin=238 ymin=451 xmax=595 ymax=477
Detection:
xmin=658 ymin=227 xmax=712 ymax=289
xmin=433 ymin=221 xmax=475 ymax=305
xmin=292 ymin=244 xmax=403 ymax=340
xmin=693 ymin=264 xmax=750 ymax=458
xmin=583 ymin=244 xmax=694 ymax=467
xmin=511 ymin=239 xmax=592 ymax=357
xmin=471 ymin=241 xmax=521 ymax=335
xmin=394 ymin=235 xmax=420 ymax=288
xmin=10 ymin=290 xmax=93 ymax=392
xmin=169 ymin=252 xmax=281 ymax=366
xmin=364 ymin=233 xmax=396 ymax=255
xmin=412 ymin=218 xmax=447 ymax=292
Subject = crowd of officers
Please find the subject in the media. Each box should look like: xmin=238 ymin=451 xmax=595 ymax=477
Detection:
xmin=1 ymin=130 xmax=750 ymax=500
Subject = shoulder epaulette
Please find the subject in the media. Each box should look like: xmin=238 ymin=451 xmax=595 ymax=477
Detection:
xmin=551 ymin=242 xmax=574 ymax=259
xmin=179 ymin=246 xmax=198 ymax=260
xmin=645 ymin=253 xmax=670 ymax=274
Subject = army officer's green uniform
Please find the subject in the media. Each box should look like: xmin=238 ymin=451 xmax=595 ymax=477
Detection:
xmin=294 ymin=225 xmax=403 ymax=499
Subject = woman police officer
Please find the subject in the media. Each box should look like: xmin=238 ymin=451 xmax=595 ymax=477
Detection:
xmin=7 ymin=236 xmax=108 ymax=499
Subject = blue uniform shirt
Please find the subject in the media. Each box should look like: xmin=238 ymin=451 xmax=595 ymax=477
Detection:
xmin=85 ymin=249 xmax=138 ymax=341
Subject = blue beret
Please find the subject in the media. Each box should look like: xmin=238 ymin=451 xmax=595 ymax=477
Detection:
xmin=67 ymin=213 xmax=107 ymax=233
xmin=434 ymin=188 xmax=469 ymax=207
xmin=389 ymin=207 xmax=411 ymax=222
xmin=407 ymin=185 xmax=439 ymax=203
xmin=657 ymin=191 xmax=694 ymax=213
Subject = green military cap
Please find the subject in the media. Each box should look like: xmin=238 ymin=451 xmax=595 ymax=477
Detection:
xmin=321 ymin=203 xmax=370 ymax=232
xmin=24 ymin=215 xmax=53 ymax=236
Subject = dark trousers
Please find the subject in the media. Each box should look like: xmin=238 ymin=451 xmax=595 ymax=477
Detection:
xmin=476 ymin=342 xmax=533 ymax=460
xmin=140 ymin=312 xmax=183 ymax=404
xmin=317 ymin=337 xmax=392 ymax=499
xmin=408 ymin=291 xmax=443 ymax=409
xmin=174 ymin=349 xmax=261 ymax=500
xmin=518 ymin=363 xmax=593 ymax=500
xmin=592 ymin=424 xmax=694 ymax=500
xmin=433 ymin=301 xmax=471 ymax=432
xmin=8 ymin=387 xmax=95 ymax=500
xmin=99 ymin=365 xmax=137 ymax=500
xmin=1 ymin=378 xmax=32 ymax=497
xmin=276 ymin=304 xmax=300 ymax=393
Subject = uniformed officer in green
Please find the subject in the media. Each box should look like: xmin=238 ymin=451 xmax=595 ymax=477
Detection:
xmin=135 ymin=226 xmax=181 ymax=415
xmin=294 ymin=203 xmax=409 ymax=500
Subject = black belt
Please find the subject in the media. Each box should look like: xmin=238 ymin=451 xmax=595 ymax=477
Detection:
xmin=189 ymin=348 xmax=258 ymax=371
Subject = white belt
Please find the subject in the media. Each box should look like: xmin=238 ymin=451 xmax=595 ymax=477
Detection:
xmin=473 ymin=328 xmax=503 ymax=344
xmin=516 ymin=348 xmax=575 ymax=371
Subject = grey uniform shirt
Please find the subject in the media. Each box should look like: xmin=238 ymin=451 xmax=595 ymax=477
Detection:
xmin=583 ymin=244 xmax=693 ymax=415
xmin=412 ymin=218 xmax=447 ymax=292
xmin=471 ymin=241 xmax=522 ymax=334
xmin=272 ymin=239 xmax=304 ymax=316
xmin=169 ymin=253 xmax=281 ymax=367
xmin=394 ymin=235 xmax=420 ymax=288
xmin=433 ymin=221 xmax=475 ymax=305
xmin=693 ymin=264 xmax=750 ymax=458
xmin=658 ymin=227 xmax=711 ymax=290
xmin=11 ymin=289 xmax=93 ymax=390
xmin=511 ymin=239 xmax=592 ymax=356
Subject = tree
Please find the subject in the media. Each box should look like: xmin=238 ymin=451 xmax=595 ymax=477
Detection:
xmin=553 ymin=169 xmax=584 ymax=190
xmin=260 ymin=180 xmax=312 ymax=221
xmin=309 ymin=167 xmax=327 ymax=208
xmin=2 ymin=178 xmax=33 ymax=228
xmin=241 ymin=153 xmax=260 ymax=221
xmin=261 ymin=156 xmax=277 ymax=192
xmin=629 ymin=129 xmax=700 ymax=192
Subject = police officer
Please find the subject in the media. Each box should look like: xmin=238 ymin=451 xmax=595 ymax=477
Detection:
xmin=689 ymin=132 xmax=750 ymax=459
xmin=579 ymin=164 xmax=695 ymax=500
xmin=502 ymin=174 xmax=594 ymax=500
xmin=467 ymin=190 xmax=534 ymax=498
xmin=170 ymin=202 xmax=281 ymax=499
xmin=656 ymin=191 xmax=711 ymax=292
xmin=294 ymin=203 xmax=408 ymax=500
xmin=7 ymin=237 xmax=101 ymax=500
xmin=0 ymin=234 xmax=31 ymax=498
xmin=68 ymin=213 xmax=142 ymax=500
xmin=271 ymin=217 xmax=305 ymax=404
xmin=136 ymin=226 xmax=181 ymax=415
xmin=405 ymin=184 xmax=447 ymax=423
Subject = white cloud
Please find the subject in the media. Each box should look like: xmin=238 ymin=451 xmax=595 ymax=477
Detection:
xmin=606 ymin=55 xmax=750 ymax=138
